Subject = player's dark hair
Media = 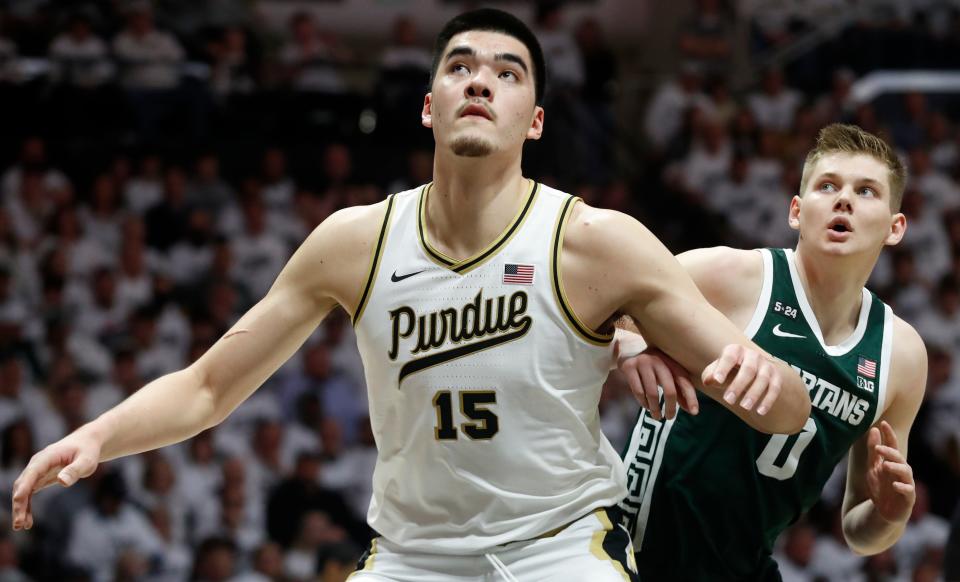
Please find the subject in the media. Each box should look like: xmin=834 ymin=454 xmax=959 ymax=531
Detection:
xmin=430 ymin=8 xmax=546 ymax=105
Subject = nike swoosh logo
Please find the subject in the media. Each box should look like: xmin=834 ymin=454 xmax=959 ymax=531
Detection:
xmin=772 ymin=324 xmax=806 ymax=339
xmin=398 ymin=319 xmax=531 ymax=384
xmin=391 ymin=269 xmax=424 ymax=283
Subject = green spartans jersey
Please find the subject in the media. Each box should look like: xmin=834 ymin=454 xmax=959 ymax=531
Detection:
xmin=619 ymin=248 xmax=893 ymax=581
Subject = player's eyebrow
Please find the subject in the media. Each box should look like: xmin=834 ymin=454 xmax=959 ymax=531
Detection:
xmin=819 ymin=172 xmax=885 ymax=191
xmin=444 ymin=46 xmax=529 ymax=75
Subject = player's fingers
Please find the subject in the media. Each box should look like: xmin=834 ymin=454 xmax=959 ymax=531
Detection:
xmin=57 ymin=454 xmax=97 ymax=488
xmin=677 ymin=375 xmax=699 ymax=415
xmin=882 ymin=461 xmax=913 ymax=482
xmin=703 ymin=344 xmax=742 ymax=387
xmin=11 ymin=460 xmax=50 ymax=529
xmin=23 ymin=496 xmax=33 ymax=530
xmin=653 ymin=359 xmax=678 ymax=420
xmin=880 ymin=421 xmax=900 ymax=451
xmin=701 ymin=360 xmax=717 ymax=387
xmin=892 ymin=482 xmax=915 ymax=495
xmin=623 ymin=359 xmax=652 ymax=412
xmin=723 ymin=350 xmax=759 ymax=405
xmin=739 ymin=362 xmax=772 ymax=412
xmin=755 ymin=370 xmax=781 ymax=416
xmin=639 ymin=360 xmax=662 ymax=421
xmin=866 ymin=427 xmax=881 ymax=464
xmin=875 ymin=444 xmax=907 ymax=464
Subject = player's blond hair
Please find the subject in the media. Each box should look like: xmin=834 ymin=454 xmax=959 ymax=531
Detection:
xmin=799 ymin=124 xmax=907 ymax=211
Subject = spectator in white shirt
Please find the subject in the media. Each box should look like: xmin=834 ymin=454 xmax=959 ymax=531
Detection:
xmin=774 ymin=522 xmax=817 ymax=582
xmin=124 ymin=154 xmax=164 ymax=215
xmin=231 ymin=198 xmax=288 ymax=301
xmin=899 ymin=189 xmax=952 ymax=285
xmin=748 ymin=68 xmax=803 ymax=133
xmin=66 ymin=471 xmax=165 ymax=582
xmin=644 ymin=67 xmax=710 ymax=152
xmin=895 ymin=481 xmax=950 ymax=574
xmin=279 ymin=11 xmax=350 ymax=94
xmin=1 ymin=136 xmax=71 ymax=201
xmin=49 ymin=12 xmax=112 ymax=88
xmin=914 ymin=276 xmax=960 ymax=355
xmin=112 ymin=3 xmax=184 ymax=91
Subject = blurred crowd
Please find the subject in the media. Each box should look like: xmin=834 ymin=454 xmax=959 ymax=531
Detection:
xmin=0 ymin=0 xmax=958 ymax=581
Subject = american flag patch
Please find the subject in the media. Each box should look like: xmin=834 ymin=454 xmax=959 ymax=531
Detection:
xmin=857 ymin=356 xmax=876 ymax=378
xmin=503 ymin=263 xmax=534 ymax=285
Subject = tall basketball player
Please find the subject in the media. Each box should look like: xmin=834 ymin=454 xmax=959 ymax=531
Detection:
xmin=617 ymin=124 xmax=926 ymax=580
xmin=12 ymin=10 xmax=810 ymax=581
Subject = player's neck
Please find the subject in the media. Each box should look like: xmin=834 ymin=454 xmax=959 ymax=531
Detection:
xmin=427 ymin=154 xmax=527 ymax=260
xmin=792 ymin=245 xmax=876 ymax=344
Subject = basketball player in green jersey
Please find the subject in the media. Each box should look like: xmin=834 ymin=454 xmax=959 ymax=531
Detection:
xmin=11 ymin=10 xmax=811 ymax=581
xmin=616 ymin=123 xmax=926 ymax=581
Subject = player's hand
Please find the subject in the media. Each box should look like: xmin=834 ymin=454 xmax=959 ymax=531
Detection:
xmin=11 ymin=430 xmax=102 ymax=530
xmin=617 ymin=345 xmax=698 ymax=421
xmin=866 ymin=420 xmax=915 ymax=523
xmin=702 ymin=344 xmax=782 ymax=416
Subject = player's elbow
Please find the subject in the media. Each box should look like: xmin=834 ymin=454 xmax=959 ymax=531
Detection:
xmin=840 ymin=513 xmax=895 ymax=557
xmin=184 ymin=365 xmax=229 ymax=429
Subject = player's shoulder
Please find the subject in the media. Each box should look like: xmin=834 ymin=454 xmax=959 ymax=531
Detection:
xmin=676 ymin=246 xmax=763 ymax=281
xmin=677 ymin=246 xmax=764 ymax=308
xmin=312 ymin=196 xmax=395 ymax=245
xmin=885 ymin=312 xmax=928 ymax=408
xmin=890 ymin=313 xmax=927 ymax=369
xmin=562 ymin=200 xmax=648 ymax=253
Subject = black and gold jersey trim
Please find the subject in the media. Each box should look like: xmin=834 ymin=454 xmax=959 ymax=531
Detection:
xmin=551 ymin=196 xmax=614 ymax=346
xmin=352 ymin=194 xmax=396 ymax=327
xmin=417 ymin=180 xmax=540 ymax=275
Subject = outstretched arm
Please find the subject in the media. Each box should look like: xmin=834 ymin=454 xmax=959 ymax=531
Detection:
xmin=11 ymin=202 xmax=387 ymax=530
xmin=614 ymin=247 xmax=767 ymax=420
xmin=566 ymin=205 xmax=809 ymax=434
xmin=842 ymin=318 xmax=926 ymax=555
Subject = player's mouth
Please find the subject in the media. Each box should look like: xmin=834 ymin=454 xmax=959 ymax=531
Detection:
xmin=826 ymin=216 xmax=853 ymax=241
xmin=459 ymin=103 xmax=493 ymax=121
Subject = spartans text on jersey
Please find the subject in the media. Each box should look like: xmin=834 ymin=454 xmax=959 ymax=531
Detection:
xmin=793 ymin=364 xmax=870 ymax=426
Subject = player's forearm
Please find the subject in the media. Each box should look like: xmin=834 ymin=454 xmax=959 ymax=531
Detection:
xmin=841 ymin=499 xmax=907 ymax=555
xmin=87 ymin=366 xmax=220 ymax=462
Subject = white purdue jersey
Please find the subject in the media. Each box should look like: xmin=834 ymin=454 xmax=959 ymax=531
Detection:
xmin=353 ymin=180 xmax=626 ymax=554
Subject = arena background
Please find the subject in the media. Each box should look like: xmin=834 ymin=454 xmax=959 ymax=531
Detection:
xmin=0 ymin=0 xmax=958 ymax=580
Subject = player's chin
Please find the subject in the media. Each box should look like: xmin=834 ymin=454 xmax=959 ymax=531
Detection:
xmin=450 ymin=134 xmax=496 ymax=157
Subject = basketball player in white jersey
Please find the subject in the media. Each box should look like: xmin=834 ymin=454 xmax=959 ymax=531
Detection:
xmin=11 ymin=9 xmax=811 ymax=581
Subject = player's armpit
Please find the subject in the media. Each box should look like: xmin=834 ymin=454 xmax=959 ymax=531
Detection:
xmin=566 ymin=205 xmax=810 ymax=434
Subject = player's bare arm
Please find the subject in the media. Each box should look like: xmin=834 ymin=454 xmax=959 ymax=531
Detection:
xmin=11 ymin=200 xmax=390 ymax=530
xmin=615 ymin=247 xmax=770 ymax=420
xmin=562 ymin=202 xmax=810 ymax=434
xmin=841 ymin=316 xmax=926 ymax=555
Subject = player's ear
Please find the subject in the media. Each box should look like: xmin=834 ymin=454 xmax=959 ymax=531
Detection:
xmin=788 ymin=196 xmax=802 ymax=231
xmin=526 ymin=106 xmax=544 ymax=140
xmin=884 ymin=212 xmax=907 ymax=246
xmin=422 ymin=93 xmax=433 ymax=129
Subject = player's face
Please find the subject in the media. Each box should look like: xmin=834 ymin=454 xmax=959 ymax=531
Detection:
xmin=789 ymin=152 xmax=906 ymax=256
xmin=422 ymin=31 xmax=544 ymax=158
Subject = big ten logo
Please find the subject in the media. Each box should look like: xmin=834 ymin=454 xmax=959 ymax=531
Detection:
xmin=773 ymin=301 xmax=799 ymax=319
xmin=856 ymin=376 xmax=875 ymax=393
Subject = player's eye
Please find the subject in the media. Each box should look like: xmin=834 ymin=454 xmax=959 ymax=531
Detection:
xmin=819 ymin=182 xmax=837 ymax=193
